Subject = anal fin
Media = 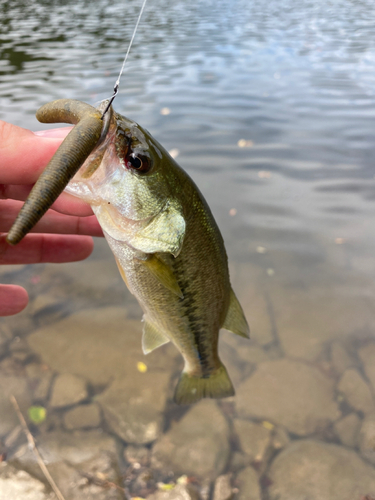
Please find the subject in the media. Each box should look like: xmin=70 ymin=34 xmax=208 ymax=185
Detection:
xmin=222 ymin=289 xmax=250 ymax=338
xmin=142 ymin=316 xmax=170 ymax=354
xmin=142 ymin=254 xmax=183 ymax=299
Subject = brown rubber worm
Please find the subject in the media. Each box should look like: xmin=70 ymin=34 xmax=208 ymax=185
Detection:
xmin=6 ymin=99 xmax=111 ymax=245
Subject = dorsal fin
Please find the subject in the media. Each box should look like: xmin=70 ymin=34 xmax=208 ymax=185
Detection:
xmin=142 ymin=316 xmax=170 ymax=354
xmin=222 ymin=289 xmax=250 ymax=338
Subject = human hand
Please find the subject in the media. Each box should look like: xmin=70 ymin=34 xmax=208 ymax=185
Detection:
xmin=0 ymin=120 xmax=103 ymax=316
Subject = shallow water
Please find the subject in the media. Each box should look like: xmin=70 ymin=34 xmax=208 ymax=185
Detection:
xmin=1 ymin=0 xmax=375 ymax=498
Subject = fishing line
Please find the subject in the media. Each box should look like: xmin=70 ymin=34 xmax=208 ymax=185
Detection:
xmin=101 ymin=0 xmax=148 ymax=119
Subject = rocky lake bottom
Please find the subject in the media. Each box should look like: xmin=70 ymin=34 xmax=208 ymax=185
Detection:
xmin=1 ymin=243 xmax=375 ymax=500
xmin=2 ymin=0 xmax=375 ymax=496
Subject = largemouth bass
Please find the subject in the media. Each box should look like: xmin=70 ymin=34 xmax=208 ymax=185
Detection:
xmin=7 ymin=99 xmax=249 ymax=405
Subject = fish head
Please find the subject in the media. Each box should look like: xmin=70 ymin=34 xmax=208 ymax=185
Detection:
xmin=67 ymin=102 xmax=186 ymax=256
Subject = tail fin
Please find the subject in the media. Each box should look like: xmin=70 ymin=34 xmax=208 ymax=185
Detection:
xmin=174 ymin=364 xmax=234 ymax=405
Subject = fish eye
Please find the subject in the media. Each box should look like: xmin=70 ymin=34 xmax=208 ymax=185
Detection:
xmin=126 ymin=152 xmax=151 ymax=173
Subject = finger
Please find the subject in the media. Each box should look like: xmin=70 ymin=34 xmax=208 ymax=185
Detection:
xmin=0 ymin=199 xmax=103 ymax=236
xmin=0 ymin=233 xmax=94 ymax=264
xmin=0 ymin=121 xmax=71 ymax=184
xmin=34 ymin=127 xmax=73 ymax=138
xmin=0 ymin=285 xmax=28 ymax=316
xmin=0 ymin=184 xmax=95 ymax=216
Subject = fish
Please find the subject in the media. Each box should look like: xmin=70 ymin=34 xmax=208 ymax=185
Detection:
xmin=7 ymin=99 xmax=249 ymax=405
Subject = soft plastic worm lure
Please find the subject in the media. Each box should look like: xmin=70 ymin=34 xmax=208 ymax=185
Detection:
xmin=6 ymin=99 xmax=107 ymax=245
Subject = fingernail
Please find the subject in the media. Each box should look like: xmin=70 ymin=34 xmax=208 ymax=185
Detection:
xmin=33 ymin=127 xmax=73 ymax=138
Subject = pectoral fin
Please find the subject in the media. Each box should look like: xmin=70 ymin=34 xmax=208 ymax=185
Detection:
xmin=131 ymin=201 xmax=185 ymax=257
xmin=142 ymin=316 xmax=170 ymax=354
xmin=222 ymin=289 xmax=250 ymax=338
xmin=142 ymin=255 xmax=183 ymax=298
xmin=92 ymin=201 xmax=185 ymax=257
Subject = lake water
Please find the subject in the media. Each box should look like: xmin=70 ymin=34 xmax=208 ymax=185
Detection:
xmin=1 ymin=0 xmax=375 ymax=498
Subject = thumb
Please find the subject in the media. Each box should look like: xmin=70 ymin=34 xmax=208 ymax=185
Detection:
xmin=34 ymin=127 xmax=73 ymax=138
xmin=0 ymin=121 xmax=71 ymax=185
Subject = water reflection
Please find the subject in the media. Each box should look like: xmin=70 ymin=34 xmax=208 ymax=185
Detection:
xmin=1 ymin=0 xmax=375 ymax=498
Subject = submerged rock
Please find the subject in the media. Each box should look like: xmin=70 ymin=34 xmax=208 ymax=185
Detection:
xmin=212 ymin=474 xmax=233 ymax=500
xmin=219 ymin=333 xmax=270 ymax=387
xmin=212 ymin=474 xmax=234 ymax=500
xmin=270 ymin=286 xmax=375 ymax=361
xmin=9 ymin=430 xmax=124 ymax=500
xmin=50 ymin=373 xmax=88 ymax=408
xmin=97 ymin=371 xmax=170 ymax=444
xmin=0 ymin=376 xmax=32 ymax=438
xmin=334 ymin=413 xmax=361 ymax=448
xmin=147 ymin=484 xmax=200 ymax=500
xmin=358 ymin=343 xmax=375 ymax=394
xmin=267 ymin=440 xmax=375 ymax=500
xmin=27 ymin=307 xmax=178 ymax=387
xmin=236 ymin=359 xmax=340 ymax=436
xmin=124 ymin=444 xmax=150 ymax=466
xmin=220 ymin=333 xmax=269 ymax=366
xmin=63 ymin=403 xmax=102 ymax=430
xmin=26 ymin=363 xmax=53 ymax=403
xmin=0 ymin=463 xmax=51 ymax=500
xmin=31 ymin=294 xmax=61 ymax=316
xmin=358 ymin=415 xmax=375 ymax=465
xmin=235 ymin=466 xmax=261 ymax=500
xmin=0 ymin=324 xmax=12 ymax=358
xmin=233 ymin=419 xmax=272 ymax=466
xmin=151 ymin=400 xmax=230 ymax=479
xmin=330 ymin=341 xmax=354 ymax=375
xmin=271 ymin=426 xmax=290 ymax=451
xmin=338 ymin=369 xmax=375 ymax=415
